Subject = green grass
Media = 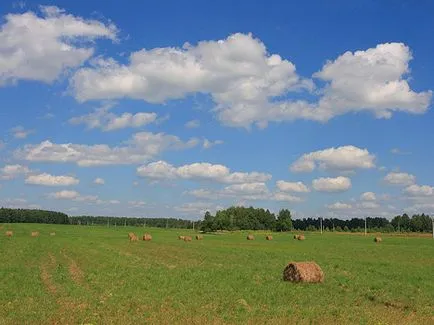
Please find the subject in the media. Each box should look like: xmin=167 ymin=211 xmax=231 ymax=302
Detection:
xmin=1 ymin=224 xmax=433 ymax=324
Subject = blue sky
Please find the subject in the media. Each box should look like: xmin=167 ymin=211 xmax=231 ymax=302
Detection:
xmin=1 ymin=1 xmax=434 ymax=219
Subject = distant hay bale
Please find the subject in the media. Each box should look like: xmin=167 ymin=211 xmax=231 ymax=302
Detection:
xmin=298 ymin=234 xmax=305 ymax=241
xmin=247 ymin=234 xmax=254 ymax=240
xmin=178 ymin=235 xmax=185 ymax=240
xmin=143 ymin=233 xmax=152 ymax=241
xmin=374 ymin=237 xmax=382 ymax=243
xmin=5 ymin=231 xmax=13 ymax=237
xmin=129 ymin=233 xmax=138 ymax=241
xmin=31 ymin=231 xmax=39 ymax=237
xmin=50 ymin=232 xmax=56 ymax=236
xmin=266 ymin=235 xmax=273 ymax=240
xmin=195 ymin=235 xmax=203 ymax=240
xmin=183 ymin=236 xmax=192 ymax=242
xmin=283 ymin=262 xmax=324 ymax=283
xmin=294 ymin=234 xmax=299 ymax=239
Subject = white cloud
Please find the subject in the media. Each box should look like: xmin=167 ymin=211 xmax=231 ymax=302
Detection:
xmin=222 ymin=182 xmax=269 ymax=195
xmin=69 ymin=104 xmax=158 ymax=131
xmin=25 ymin=173 xmax=79 ymax=186
xmin=128 ymin=200 xmax=146 ymax=208
xmin=11 ymin=126 xmax=34 ymax=139
xmin=93 ymin=177 xmax=105 ymax=185
xmin=70 ymin=33 xmax=311 ymax=128
xmin=186 ymin=183 xmax=302 ymax=203
xmin=270 ymin=192 xmax=303 ymax=202
xmin=185 ymin=189 xmax=215 ymax=199
xmin=49 ymin=190 xmax=79 ymax=200
xmin=276 ymin=180 xmax=310 ymax=193
xmin=15 ymin=131 xmax=198 ymax=166
xmin=70 ymin=35 xmax=431 ymax=128
xmin=403 ymin=184 xmax=434 ymax=197
xmin=175 ymin=202 xmax=222 ymax=215
xmin=312 ymin=176 xmax=351 ymax=192
xmin=185 ymin=119 xmax=200 ymax=128
xmin=0 ymin=6 xmax=117 ymax=85
xmin=358 ymin=201 xmax=380 ymax=209
xmin=312 ymin=43 xmax=431 ymax=120
xmin=384 ymin=172 xmax=416 ymax=186
xmin=0 ymin=164 xmax=30 ymax=180
xmin=390 ymin=148 xmax=411 ymax=155
xmin=326 ymin=202 xmax=352 ymax=210
xmin=290 ymin=145 xmax=375 ymax=172
xmin=137 ymin=160 xmax=271 ymax=184
xmin=48 ymin=190 xmax=108 ymax=203
xmin=203 ymin=139 xmax=223 ymax=149
xmin=360 ymin=192 xmax=376 ymax=201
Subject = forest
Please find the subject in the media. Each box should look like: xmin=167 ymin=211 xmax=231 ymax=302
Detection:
xmin=0 ymin=207 xmax=432 ymax=233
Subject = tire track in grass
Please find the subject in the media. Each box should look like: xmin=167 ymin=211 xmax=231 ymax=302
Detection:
xmin=40 ymin=253 xmax=58 ymax=295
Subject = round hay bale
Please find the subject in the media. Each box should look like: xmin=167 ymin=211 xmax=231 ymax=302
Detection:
xmin=50 ymin=232 xmax=56 ymax=236
xmin=266 ymin=235 xmax=273 ymax=240
xmin=293 ymin=234 xmax=300 ymax=239
xmin=5 ymin=231 xmax=13 ymax=237
xmin=247 ymin=234 xmax=254 ymax=240
xmin=129 ymin=233 xmax=138 ymax=241
xmin=184 ymin=236 xmax=192 ymax=242
xmin=143 ymin=233 xmax=152 ymax=241
xmin=128 ymin=232 xmax=135 ymax=240
xmin=283 ymin=262 xmax=324 ymax=283
xmin=195 ymin=235 xmax=203 ymax=240
xmin=31 ymin=231 xmax=39 ymax=237
xmin=297 ymin=234 xmax=305 ymax=241
xmin=374 ymin=237 xmax=382 ymax=243
xmin=178 ymin=235 xmax=185 ymax=240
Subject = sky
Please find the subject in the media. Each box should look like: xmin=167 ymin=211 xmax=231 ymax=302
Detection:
xmin=1 ymin=0 xmax=434 ymax=220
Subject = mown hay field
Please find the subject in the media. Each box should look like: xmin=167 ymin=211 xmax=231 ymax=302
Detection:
xmin=1 ymin=224 xmax=433 ymax=324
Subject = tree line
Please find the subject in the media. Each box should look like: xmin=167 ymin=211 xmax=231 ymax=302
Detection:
xmin=0 ymin=208 xmax=69 ymax=224
xmin=0 ymin=207 xmax=432 ymax=233
xmin=200 ymin=207 xmax=433 ymax=233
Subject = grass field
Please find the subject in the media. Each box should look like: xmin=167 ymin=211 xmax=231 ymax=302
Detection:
xmin=1 ymin=224 xmax=433 ymax=324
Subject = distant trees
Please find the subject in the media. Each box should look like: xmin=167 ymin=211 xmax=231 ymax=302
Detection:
xmin=275 ymin=209 xmax=293 ymax=232
xmin=201 ymin=208 xmax=433 ymax=233
xmin=1 ymin=207 xmax=432 ymax=233
xmin=0 ymin=208 xmax=69 ymax=224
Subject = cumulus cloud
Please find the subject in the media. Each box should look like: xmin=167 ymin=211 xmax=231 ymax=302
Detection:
xmin=360 ymin=192 xmax=376 ymax=201
xmin=0 ymin=6 xmax=117 ymax=86
xmin=69 ymin=104 xmax=158 ymax=131
xmin=175 ymin=202 xmax=221 ymax=215
xmin=326 ymin=202 xmax=352 ymax=210
xmin=49 ymin=190 xmax=80 ymax=200
xmin=93 ymin=177 xmax=105 ymax=185
xmin=186 ymin=183 xmax=302 ymax=202
xmin=312 ymin=43 xmax=431 ymax=120
xmin=11 ymin=126 xmax=34 ymax=139
xmin=312 ymin=176 xmax=351 ymax=192
xmin=390 ymin=148 xmax=411 ymax=155
xmin=137 ymin=160 xmax=271 ymax=184
xmin=47 ymin=190 xmax=117 ymax=204
xmin=25 ymin=173 xmax=79 ymax=186
xmin=276 ymin=180 xmax=310 ymax=193
xmin=384 ymin=172 xmax=416 ymax=186
xmin=403 ymin=184 xmax=434 ymax=197
xmin=270 ymin=192 xmax=303 ymax=202
xmin=290 ymin=145 xmax=375 ymax=172
xmin=0 ymin=164 xmax=30 ymax=180
xmin=15 ymin=131 xmax=198 ymax=166
xmin=203 ymin=139 xmax=223 ymax=149
xmin=70 ymin=34 xmax=430 ymax=128
xmin=185 ymin=119 xmax=200 ymax=128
